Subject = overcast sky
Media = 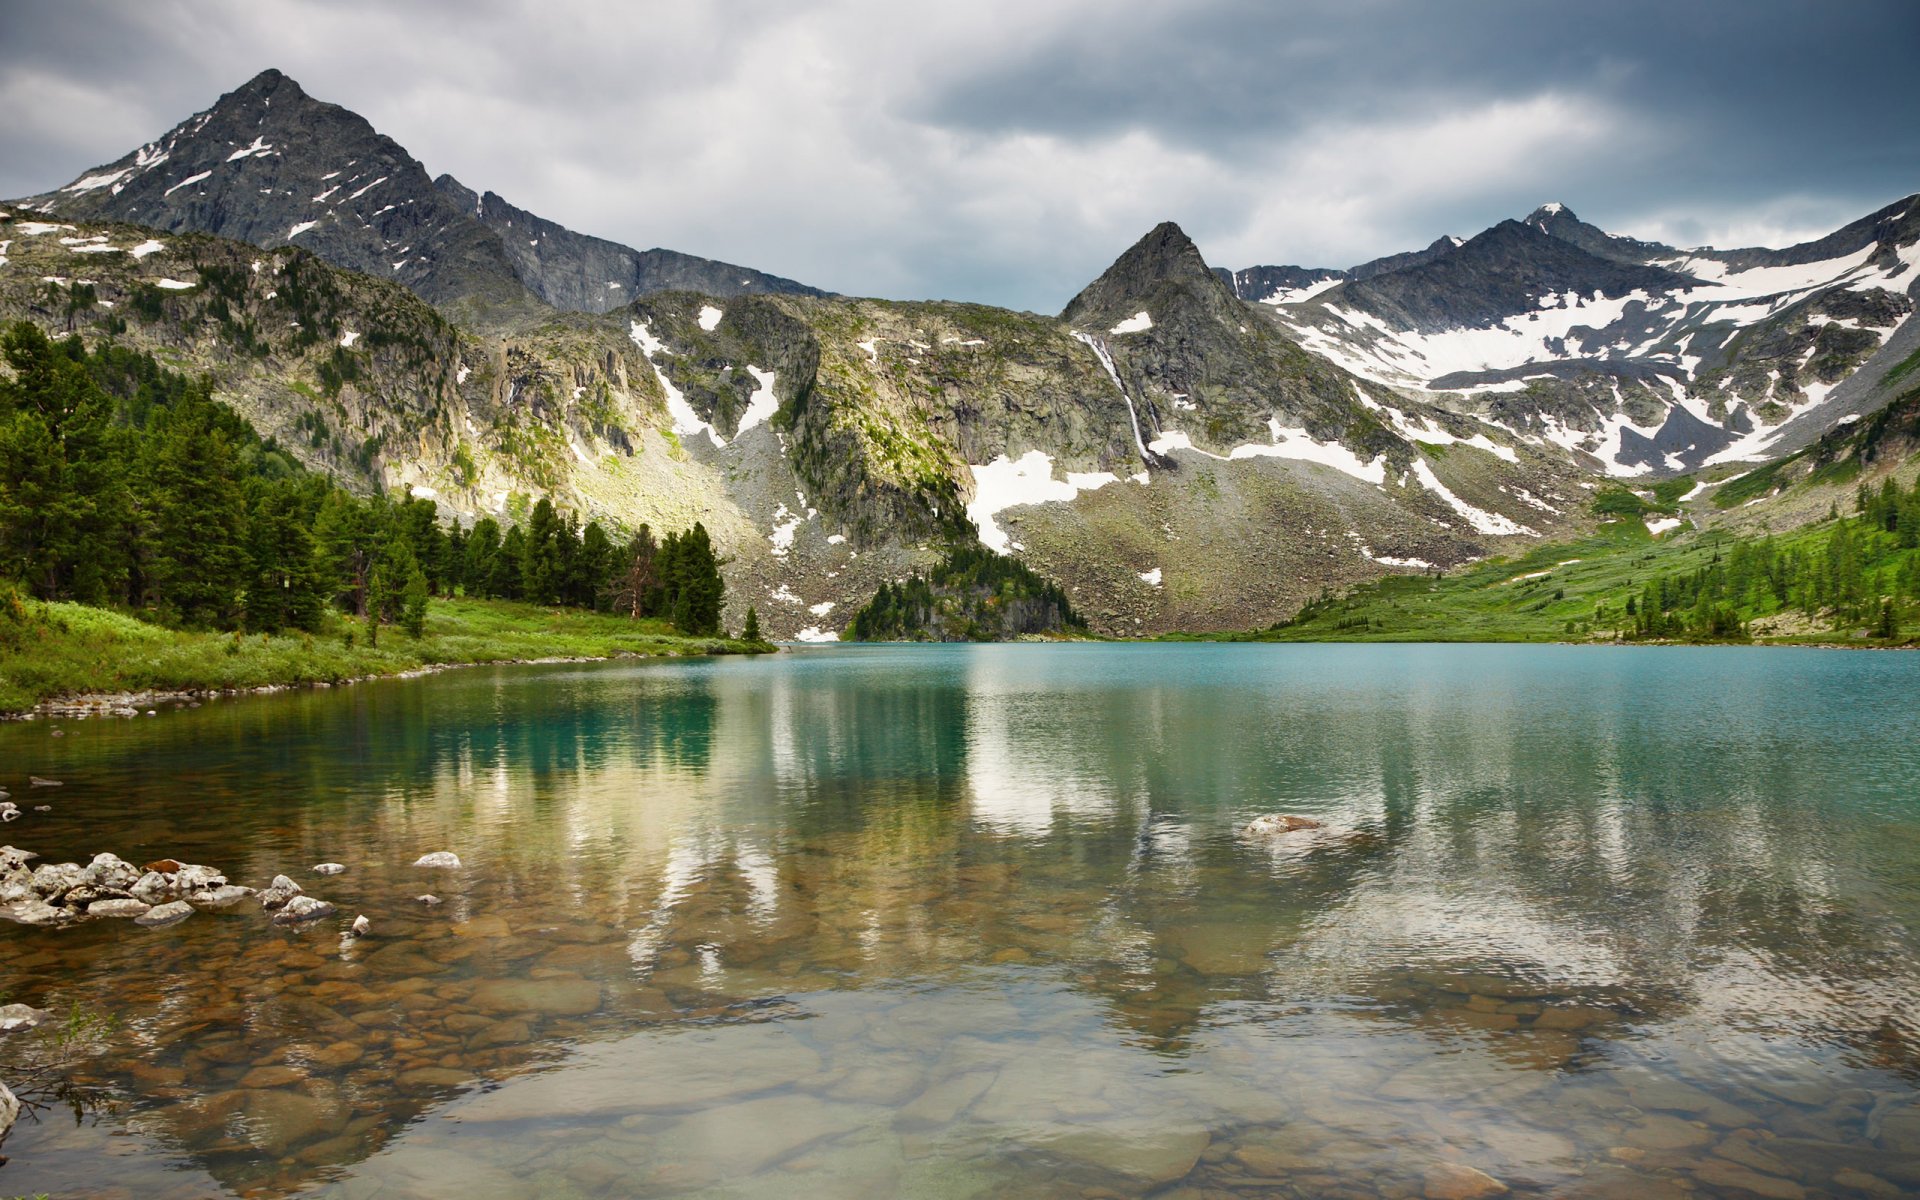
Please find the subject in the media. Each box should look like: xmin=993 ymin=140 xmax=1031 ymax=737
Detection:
xmin=4 ymin=0 xmax=1916 ymax=311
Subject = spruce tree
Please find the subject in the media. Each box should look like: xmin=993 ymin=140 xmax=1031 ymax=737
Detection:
xmin=402 ymin=563 xmax=430 ymax=638
xmin=491 ymin=526 xmax=527 ymax=600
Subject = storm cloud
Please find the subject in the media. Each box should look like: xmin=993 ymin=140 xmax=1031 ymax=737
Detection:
xmin=3 ymin=0 xmax=1915 ymax=311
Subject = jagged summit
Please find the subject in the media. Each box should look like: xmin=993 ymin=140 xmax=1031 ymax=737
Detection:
xmin=13 ymin=69 xmax=823 ymax=319
xmin=1060 ymin=221 xmax=1237 ymax=328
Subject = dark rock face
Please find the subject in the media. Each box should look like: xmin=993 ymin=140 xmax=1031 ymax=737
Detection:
xmin=17 ymin=69 xmax=823 ymax=318
xmin=1347 ymin=235 xmax=1464 ymax=283
xmin=18 ymin=70 xmax=537 ymax=313
xmin=1218 ymin=264 xmax=1345 ymax=303
xmin=437 ymin=178 xmax=825 ymax=313
xmin=1522 ymin=203 xmax=1680 ymax=266
xmin=1332 ymin=220 xmax=1700 ymax=334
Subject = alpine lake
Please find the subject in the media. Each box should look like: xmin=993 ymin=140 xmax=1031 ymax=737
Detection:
xmin=1 ymin=643 xmax=1918 ymax=1200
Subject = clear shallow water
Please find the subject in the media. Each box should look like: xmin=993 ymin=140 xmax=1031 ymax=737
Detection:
xmin=0 ymin=643 xmax=1917 ymax=1198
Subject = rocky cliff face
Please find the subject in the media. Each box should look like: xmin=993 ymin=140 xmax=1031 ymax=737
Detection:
xmin=14 ymin=70 xmax=822 ymax=325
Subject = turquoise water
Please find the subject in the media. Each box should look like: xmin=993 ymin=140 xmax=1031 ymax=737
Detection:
xmin=0 ymin=644 xmax=1917 ymax=1198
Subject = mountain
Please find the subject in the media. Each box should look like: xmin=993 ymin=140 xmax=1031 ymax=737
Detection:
xmin=11 ymin=70 xmax=1919 ymax=638
xmin=1228 ymin=196 xmax=1920 ymax=477
xmin=12 ymin=69 xmax=821 ymax=323
xmin=0 ymin=205 xmax=1578 ymax=637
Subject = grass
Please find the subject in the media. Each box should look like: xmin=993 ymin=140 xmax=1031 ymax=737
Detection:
xmin=0 ymin=597 xmax=772 ymax=713
xmin=1169 ymin=513 xmax=1910 ymax=646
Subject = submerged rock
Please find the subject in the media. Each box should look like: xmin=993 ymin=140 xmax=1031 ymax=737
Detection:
xmin=272 ymin=895 xmax=337 ymax=925
xmin=414 ymin=851 xmax=461 ymax=869
xmin=135 ymin=900 xmax=195 ymax=928
xmin=28 ymin=776 xmax=60 ymax=787
xmin=1424 ymin=1162 xmax=1510 ymax=1199
xmin=1242 ymin=814 xmax=1324 ymax=836
xmin=312 ymin=862 xmax=346 ymax=876
xmin=469 ymin=977 xmax=602 ymax=1016
xmin=415 ymin=894 xmax=442 ymax=906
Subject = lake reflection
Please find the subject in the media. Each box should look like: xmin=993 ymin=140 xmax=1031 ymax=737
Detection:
xmin=1 ymin=644 xmax=1918 ymax=1198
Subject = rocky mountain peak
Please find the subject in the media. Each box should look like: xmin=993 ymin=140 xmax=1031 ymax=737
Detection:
xmin=1059 ymin=221 xmax=1236 ymax=327
xmin=11 ymin=69 xmax=824 ymax=321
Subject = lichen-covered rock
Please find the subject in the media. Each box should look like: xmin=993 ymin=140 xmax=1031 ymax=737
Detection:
xmin=29 ymin=861 xmax=85 ymax=899
xmin=0 ymin=1078 xmax=17 ymax=1141
xmin=413 ymin=852 xmax=462 ymax=869
xmin=187 ymin=884 xmax=256 ymax=911
xmin=135 ymin=900 xmax=195 ymax=928
xmin=85 ymin=897 xmax=152 ymax=919
xmin=272 ymin=895 xmax=336 ymax=925
xmin=129 ymin=870 xmax=176 ymax=904
xmin=6 ymin=899 xmax=76 ymax=926
xmin=83 ymin=852 xmax=142 ymax=892
xmin=0 ymin=1003 xmax=52 ymax=1033
xmin=258 ymin=875 xmax=303 ymax=910
xmin=174 ymin=863 xmax=227 ymax=892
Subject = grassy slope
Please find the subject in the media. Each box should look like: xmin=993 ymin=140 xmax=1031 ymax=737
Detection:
xmin=1172 ymin=514 xmax=1912 ymax=646
xmin=0 ymin=597 xmax=770 ymax=713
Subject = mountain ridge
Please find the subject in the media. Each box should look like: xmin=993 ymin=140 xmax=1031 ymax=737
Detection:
xmin=13 ymin=69 xmax=824 ymax=323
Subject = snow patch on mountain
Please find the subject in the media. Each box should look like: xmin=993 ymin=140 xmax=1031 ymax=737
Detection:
xmin=967 ymin=450 xmax=1118 ymax=553
xmin=737 ymin=366 xmax=780 ymax=436
xmin=1410 ymin=460 xmax=1534 ymax=536
xmin=630 ymin=320 xmax=725 ymax=448
xmin=163 ymin=170 xmax=212 ymax=197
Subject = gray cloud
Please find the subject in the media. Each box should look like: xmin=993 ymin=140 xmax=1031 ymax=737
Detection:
xmin=2 ymin=0 xmax=1915 ymax=311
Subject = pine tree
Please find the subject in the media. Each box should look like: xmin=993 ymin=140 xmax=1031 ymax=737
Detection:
xmin=742 ymin=605 xmax=761 ymax=643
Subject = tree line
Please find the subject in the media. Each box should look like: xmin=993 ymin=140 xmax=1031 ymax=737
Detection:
xmin=1624 ymin=477 xmax=1920 ymax=641
xmin=847 ymin=544 xmax=1084 ymax=641
xmin=0 ymin=322 xmax=729 ymax=638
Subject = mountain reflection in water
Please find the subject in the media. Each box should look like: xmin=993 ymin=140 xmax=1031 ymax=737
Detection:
xmin=0 ymin=644 xmax=1916 ymax=1198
